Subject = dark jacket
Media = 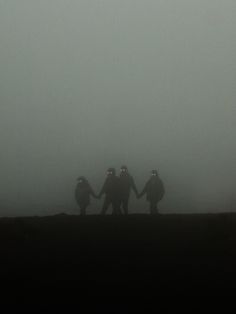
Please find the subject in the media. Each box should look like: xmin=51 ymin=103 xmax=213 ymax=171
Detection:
xmin=119 ymin=173 xmax=138 ymax=199
xmin=75 ymin=181 xmax=96 ymax=206
xmin=140 ymin=177 xmax=165 ymax=202
xmin=99 ymin=176 xmax=120 ymax=201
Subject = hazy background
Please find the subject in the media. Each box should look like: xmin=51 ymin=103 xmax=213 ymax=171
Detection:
xmin=0 ymin=0 xmax=235 ymax=216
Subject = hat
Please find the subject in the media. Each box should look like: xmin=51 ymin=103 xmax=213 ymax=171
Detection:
xmin=77 ymin=176 xmax=86 ymax=182
xmin=107 ymin=168 xmax=116 ymax=175
xmin=151 ymin=170 xmax=158 ymax=176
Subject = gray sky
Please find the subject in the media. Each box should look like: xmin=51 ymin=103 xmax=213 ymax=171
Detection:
xmin=0 ymin=0 xmax=236 ymax=216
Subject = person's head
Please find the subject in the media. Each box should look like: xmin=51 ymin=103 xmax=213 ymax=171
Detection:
xmin=77 ymin=176 xmax=87 ymax=184
xmin=120 ymin=165 xmax=128 ymax=175
xmin=150 ymin=170 xmax=158 ymax=178
xmin=107 ymin=167 xmax=116 ymax=177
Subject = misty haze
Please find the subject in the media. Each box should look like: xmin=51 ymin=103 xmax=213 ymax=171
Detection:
xmin=1 ymin=0 xmax=236 ymax=216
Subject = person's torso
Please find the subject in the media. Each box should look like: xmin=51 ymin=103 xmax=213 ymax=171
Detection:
xmin=75 ymin=184 xmax=91 ymax=202
xmin=119 ymin=174 xmax=133 ymax=196
xmin=146 ymin=178 xmax=164 ymax=200
xmin=104 ymin=176 xmax=120 ymax=199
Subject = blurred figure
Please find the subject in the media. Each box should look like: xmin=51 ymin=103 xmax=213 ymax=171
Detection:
xmin=99 ymin=168 xmax=121 ymax=215
xmin=138 ymin=170 xmax=165 ymax=215
xmin=119 ymin=165 xmax=139 ymax=215
xmin=75 ymin=176 xmax=98 ymax=215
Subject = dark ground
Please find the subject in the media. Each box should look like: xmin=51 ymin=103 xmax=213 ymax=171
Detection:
xmin=0 ymin=213 xmax=236 ymax=312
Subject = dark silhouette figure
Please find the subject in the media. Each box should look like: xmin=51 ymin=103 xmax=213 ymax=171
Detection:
xmin=139 ymin=170 xmax=165 ymax=214
xmin=75 ymin=177 xmax=97 ymax=215
xmin=99 ymin=168 xmax=121 ymax=215
xmin=118 ymin=165 xmax=139 ymax=215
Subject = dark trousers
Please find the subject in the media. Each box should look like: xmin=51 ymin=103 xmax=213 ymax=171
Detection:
xmin=79 ymin=204 xmax=88 ymax=216
xmin=101 ymin=197 xmax=121 ymax=215
xmin=120 ymin=198 xmax=129 ymax=215
xmin=149 ymin=201 xmax=159 ymax=215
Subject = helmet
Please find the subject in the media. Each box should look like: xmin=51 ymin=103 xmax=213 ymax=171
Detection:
xmin=151 ymin=170 xmax=158 ymax=176
xmin=77 ymin=176 xmax=86 ymax=183
xmin=107 ymin=168 xmax=116 ymax=176
xmin=120 ymin=165 xmax=128 ymax=173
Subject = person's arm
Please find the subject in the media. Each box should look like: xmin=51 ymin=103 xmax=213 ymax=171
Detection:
xmin=74 ymin=184 xmax=80 ymax=202
xmin=138 ymin=183 xmax=147 ymax=199
xmin=89 ymin=185 xmax=99 ymax=199
xmin=159 ymin=180 xmax=165 ymax=200
xmin=98 ymin=181 xmax=106 ymax=198
xmin=131 ymin=177 xmax=139 ymax=197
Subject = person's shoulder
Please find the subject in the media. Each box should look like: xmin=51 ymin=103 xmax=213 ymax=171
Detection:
xmin=75 ymin=183 xmax=80 ymax=191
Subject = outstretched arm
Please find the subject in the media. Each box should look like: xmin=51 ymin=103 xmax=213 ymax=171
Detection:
xmin=74 ymin=185 xmax=80 ymax=202
xmin=89 ymin=186 xmax=99 ymax=199
xmin=158 ymin=180 xmax=165 ymax=200
xmin=131 ymin=177 xmax=139 ymax=197
xmin=138 ymin=184 xmax=147 ymax=199
xmin=98 ymin=181 xmax=106 ymax=198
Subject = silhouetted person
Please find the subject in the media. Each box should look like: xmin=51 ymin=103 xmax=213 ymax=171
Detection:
xmin=99 ymin=168 xmax=121 ymax=215
xmin=75 ymin=176 xmax=97 ymax=215
xmin=138 ymin=170 xmax=165 ymax=214
xmin=118 ymin=165 xmax=138 ymax=215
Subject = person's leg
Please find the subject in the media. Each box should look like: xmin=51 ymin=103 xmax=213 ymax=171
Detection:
xmin=153 ymin=202 xmax=158 ymax=214
xmin=118 ymin=199 xmax=124 ymax=215
xmin=117 ymin=202 xmax=123 ymax=215
xmin=112 ymin=200 xmax=122 ymax=215
xmin=117 ymin=200 xmax=122 ymax=215
xmin=101 ymin=197 xmax=110 ymax=215
xmin=150 ymin=201 xmax=158 ymax=215
xmin=123 ymin=198 xmax=129 ymax=215
xmin=80 ymin=205 xmax=86 ymax=216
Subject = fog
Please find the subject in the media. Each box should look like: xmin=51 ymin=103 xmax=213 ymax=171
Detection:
xmin=0 ymin=0 xmax=235 ymax=216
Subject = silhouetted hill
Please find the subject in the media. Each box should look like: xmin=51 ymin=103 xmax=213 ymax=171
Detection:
xmin=0 ymin=213 xmax=235 ymax=312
